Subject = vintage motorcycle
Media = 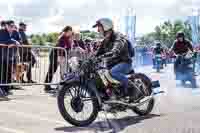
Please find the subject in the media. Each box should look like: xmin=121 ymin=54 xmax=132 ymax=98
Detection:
xmin=57 ymin=56 xmax=162 ymax=127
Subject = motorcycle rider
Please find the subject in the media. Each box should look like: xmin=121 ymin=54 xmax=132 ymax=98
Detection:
xmin=170 ymin=31 xmax=193 ymax=73
xmin=93 ymin=18 xmax=143 ymax=102
xmin=152 ymin=42 xmax=164 ymax=67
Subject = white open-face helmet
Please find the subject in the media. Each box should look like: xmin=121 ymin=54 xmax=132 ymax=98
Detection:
xmin=93 ymin=18 xmax=113 ymax=32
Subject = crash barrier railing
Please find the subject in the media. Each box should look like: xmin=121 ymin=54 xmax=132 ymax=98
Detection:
xmin=0 ymin=44 xmax=73 ymax=86
xmin=134 ymin=46 xmax=154 ymax=66
xmin=134 ymin=46 xmax=175 ymax=67
xmin=194 ymin=51 xmax=200 ymax=75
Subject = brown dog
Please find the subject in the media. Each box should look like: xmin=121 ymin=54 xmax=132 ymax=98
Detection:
xmin=15 ymin=63 xmax=29 ymax=82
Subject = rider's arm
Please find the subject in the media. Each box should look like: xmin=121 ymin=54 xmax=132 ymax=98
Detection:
xmin=113 ymin=39 xmax=125 ymax=54
xmin=169 ymin=41 xmax=177 ymax=57
xmin=95 ymin=42 xmax=105 ymax=57
xmin=170 ymin=41 xmax=177 ymax=54
xmin=104 ymin=39 xmax=125 ymax=58
xmin=187 ymin=41 xmax=193 ymax=52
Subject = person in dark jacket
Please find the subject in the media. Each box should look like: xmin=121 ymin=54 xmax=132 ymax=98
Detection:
xmin=18 ymin=22 xmax=36 ymax=83
xmin=11 ymin=25 xmax=22 ymax=43
xmin=93 ymin=18 xmax=143 ymax=102
xmin=19 ymin=22 xmax=29 ymax=44
xmin=170 ymin=32 xmax=193 ymax=55
xmin=0 ymin=20 xmax=18 ymax=96
xmin=44 ymin=26 xmax=73 ymax=93
xmin=170 ymin=31 xmax=194 ymax=73
xmin=152 ymin=42 xmax=164 ymax=66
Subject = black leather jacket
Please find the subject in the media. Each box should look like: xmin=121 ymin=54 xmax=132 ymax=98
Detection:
xmin=171 ymin=39 xmax=193 ymax=55
xmin=95 ymin=32 xmax=132 ymax=68
xmin=153 ymin=47 xmax=164 ymax=55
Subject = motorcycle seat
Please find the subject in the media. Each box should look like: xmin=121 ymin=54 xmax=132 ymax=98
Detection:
xmin=127 ymin=69 xmax=135 ymax=75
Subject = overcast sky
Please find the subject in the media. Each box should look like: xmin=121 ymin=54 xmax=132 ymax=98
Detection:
xmin=0 ymin=0 xmax=199 ymax=35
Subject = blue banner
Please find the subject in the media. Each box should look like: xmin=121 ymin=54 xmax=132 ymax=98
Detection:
xmin=189 ymin=15 xmax=199 ymax=45
xmin=124 ymin=15 xmax=136 ymax=46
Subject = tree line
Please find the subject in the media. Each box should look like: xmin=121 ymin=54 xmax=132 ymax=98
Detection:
xmin=29 ymin=31 xmax=98 ymax=46
xmin=29 ymin=20 xmax=200 ymax=48
xmin=138 ymin=20 xmax=200 ymax=48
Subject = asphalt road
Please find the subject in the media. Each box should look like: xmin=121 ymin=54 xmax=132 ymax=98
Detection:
xmin=0 ymin=64 xmax=200 ymax=133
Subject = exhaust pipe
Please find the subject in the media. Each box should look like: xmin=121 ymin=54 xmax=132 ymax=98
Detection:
xmin=104 ymin=95 xmax=153 ymax=108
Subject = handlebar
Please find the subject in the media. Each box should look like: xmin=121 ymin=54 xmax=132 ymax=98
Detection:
xmin=175 ymin=52 xmax=195 ymax=57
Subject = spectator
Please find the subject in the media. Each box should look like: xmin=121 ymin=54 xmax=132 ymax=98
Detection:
xmin=44 ymin=26 xmax=73 ymax=93
xmin=70 ymin=33 xmax=87 ymax=59
xmin=0 ymin=21 xmax=6 ymax=29
xmin=73 ymin=33 xmax=85 ymax=50
xmin=10 ymin=25 xmax=22 ymax=87
xmin=18 ymin=22 xmax=36 ymax=83
xmin=0 ymin=20 xmax=18 ymax=96
xmin=11 ymin=25 xmax=22 ymax=43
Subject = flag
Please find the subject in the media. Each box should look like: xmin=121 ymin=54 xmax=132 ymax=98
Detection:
xmin=188 ymin=15 xmax=199 ymax=45
xmin=124 ymin=15 xmax=136 ymax=46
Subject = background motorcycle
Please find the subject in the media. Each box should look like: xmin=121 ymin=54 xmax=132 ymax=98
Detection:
xmin=153 ymin=54 xmax=164 ymax=72
xmin=57 ymin=56 xmax=162 ymax=127
xmin=174 ymin=52 xmax=197 ymax=88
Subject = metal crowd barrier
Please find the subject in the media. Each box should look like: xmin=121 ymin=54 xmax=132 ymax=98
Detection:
xmin=134 ymin=46 xmax=153 ymax=67
xmin=0 ymin=44 xmax=70 ymax=86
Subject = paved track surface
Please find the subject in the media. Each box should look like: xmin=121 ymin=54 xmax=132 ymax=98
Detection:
xmin=0 ymin=64 xmax=200 ymax=133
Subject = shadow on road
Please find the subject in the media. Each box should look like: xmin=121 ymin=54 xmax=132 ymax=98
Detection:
xmin=108 ymin=114 xmax=163 ymax=133
xmin=151 ymin=71 xmax=165 ymax=74
xmin=55 ymin=114 xmax=162 ymax=132
xmin=0 ymin=97 xmax=10 ymax=101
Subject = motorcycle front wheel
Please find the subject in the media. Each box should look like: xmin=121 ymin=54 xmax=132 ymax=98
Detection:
xmin=57 ymin=81 xmax=99 ymax=127
xmin=129 ymin=73 xmax=155 ymax=116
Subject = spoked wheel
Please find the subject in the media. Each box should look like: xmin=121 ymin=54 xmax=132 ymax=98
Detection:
xmin=57 ymin=82 xmax=99 ymax=126
xmin=129 ymin=73 xmax=155 ymax=116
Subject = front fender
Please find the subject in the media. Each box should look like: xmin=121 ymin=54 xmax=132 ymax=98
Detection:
xmin=60 ymin=76 xmax=102 ymax=109
xmin=87 ymin=80 xmax=102 ymax=109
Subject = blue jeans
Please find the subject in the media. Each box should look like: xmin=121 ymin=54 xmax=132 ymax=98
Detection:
xmin=110 ymin=63 xmax=132 ymax=94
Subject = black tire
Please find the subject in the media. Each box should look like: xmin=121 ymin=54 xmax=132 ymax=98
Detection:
xmin=57 ymin=81 xmax=99 ymax=127
xmin=129 ymin=73 xmax=155 ymax=116
xmin=191 ymin=78 xmax=197 ymax=88
xmin=157 ymin=68 xmax=160 ymax=72
xmin=181 ymin=80 xmax=186 ymax=86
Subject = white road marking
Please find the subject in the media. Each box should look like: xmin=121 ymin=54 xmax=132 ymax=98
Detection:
xmin=0 ymin=109 xmax=66 ymax=125
xmin=2 ymin=99 xmax=56 ymax=108
xmin=0 ymin=126 xmax=26 ymax=133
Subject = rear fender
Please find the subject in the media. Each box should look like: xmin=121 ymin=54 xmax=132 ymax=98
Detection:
xmin=132 ymin=73 xmax=161 ymax=90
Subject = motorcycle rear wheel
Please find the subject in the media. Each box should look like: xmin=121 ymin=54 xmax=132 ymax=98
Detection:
xmin=129 ymin=73 xmax=155 ymax=116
